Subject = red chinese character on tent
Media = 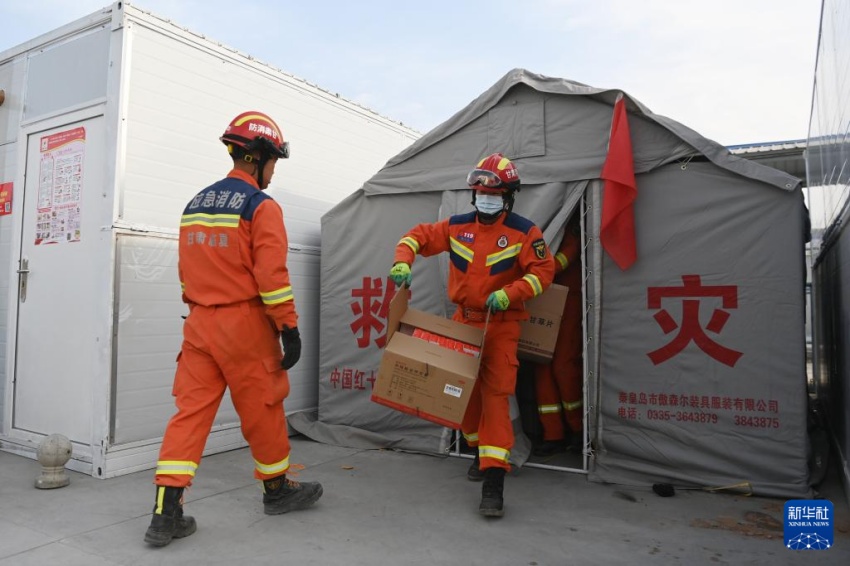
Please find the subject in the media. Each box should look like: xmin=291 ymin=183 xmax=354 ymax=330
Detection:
xmin=647 ymin=274 xmax=743 ymax=367
xmin=350 ymin=276 xmax=397 ymax=348
xmin=341 ymin=368 xmax=353 ymax=389
xmin=329 ymin=367 xmax=341 ymax=389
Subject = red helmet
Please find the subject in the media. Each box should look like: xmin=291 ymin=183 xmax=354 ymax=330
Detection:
xmin=221 ymin=111 xmax=290 ymax=159
xmin=466 ymin=152 xmax=520 ymax=191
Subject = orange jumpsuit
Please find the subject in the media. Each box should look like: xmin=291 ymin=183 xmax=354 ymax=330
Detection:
xmin=395 ymin=211 xmax=554 ymax=471
xmin=155 ymin=169 xmax=297 ymax=487
xmin=534 ymin=217 xmax=583 ymax=441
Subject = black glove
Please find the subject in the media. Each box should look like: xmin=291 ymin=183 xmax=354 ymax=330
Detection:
xmin=280 ymin=326 xmax=302 ymax=371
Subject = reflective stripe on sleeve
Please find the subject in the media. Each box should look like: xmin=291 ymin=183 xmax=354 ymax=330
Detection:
xmin=399 ymin=236 xmax=420 ymax=254
xmin=260 ymin=285 xmax=294 ymax=305
xmin=555 ymin=251 xmax=569 ymax=271
xmin=523 ymin=274 xmax=543 ymax=296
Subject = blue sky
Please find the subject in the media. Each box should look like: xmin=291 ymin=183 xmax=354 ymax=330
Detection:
xmin=0 ymin=0 xmax=822 ymax=146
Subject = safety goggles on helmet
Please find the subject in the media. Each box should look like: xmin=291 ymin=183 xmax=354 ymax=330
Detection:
xmin=249 ymin=135 xmax=290 ymax=159
xmin=466 ymin=169 xmax=507 ymax=189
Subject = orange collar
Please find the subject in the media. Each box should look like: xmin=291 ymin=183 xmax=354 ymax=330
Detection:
xmin=227 ymin=168 xmax=260 ymax=189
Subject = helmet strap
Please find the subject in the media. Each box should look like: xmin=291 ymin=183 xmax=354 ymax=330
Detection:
xmin=255 ymin=154 xmax=269 ymax=188
xmin=234 ymin=150 xmax=266 ymax=188
xmin=504 ymin=189 xmax=516 ymax=213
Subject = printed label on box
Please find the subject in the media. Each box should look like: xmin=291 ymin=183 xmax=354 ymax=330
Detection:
xmin=443 ymin=384 xmax=463 ymax=398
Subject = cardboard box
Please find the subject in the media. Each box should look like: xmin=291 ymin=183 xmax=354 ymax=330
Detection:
xmin=372 ymin=288 xmax=485 ymax=429
xmin=518 ymin=284 xmax=569 ymax=363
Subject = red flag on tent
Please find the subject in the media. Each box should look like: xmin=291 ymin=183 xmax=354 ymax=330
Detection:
xmin=600 ymin=94 xmax=637 ymax=270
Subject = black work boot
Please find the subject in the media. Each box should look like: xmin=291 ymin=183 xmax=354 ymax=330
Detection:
xmin=479 ymin=467 xmax=506 ymax=517
xmin=144 ymin=486 xmax=197 ymax=547
xmin=467 ymin=454 xmax=484 ymax=482
xmin=567 ymin=431 xmax=584 ymax=453
xmin=262 ymin=475 xmax=323 ymax=515
xmin=533 ymin=439 xmax=566 ymax=458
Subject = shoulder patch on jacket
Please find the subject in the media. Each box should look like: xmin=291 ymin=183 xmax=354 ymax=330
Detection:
xmin=243 ymin=191 xmax=272 ymax=221
xmin=503 ymin=212 xmax=534 ymax=235
xmin=532 ymin=238 xmax=548 ymax=259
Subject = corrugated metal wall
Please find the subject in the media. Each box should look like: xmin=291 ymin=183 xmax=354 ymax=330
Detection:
xmin=807 ymin=0 xmax=850 ymax=503
xmin=119 ymin=20 xmax=416 ymax=225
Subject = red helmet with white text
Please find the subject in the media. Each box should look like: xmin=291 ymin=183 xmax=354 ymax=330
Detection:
xmin=221 ymin=111 xmax=290 ymax=159
xmin=466 ymin=152 xmax=520 ymax=192
xmin=468 ymin=152 xmax=520 ymax=214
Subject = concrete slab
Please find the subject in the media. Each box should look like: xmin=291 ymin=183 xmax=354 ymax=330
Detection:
xmin=0 ymin=436 xmax=847 ymax=565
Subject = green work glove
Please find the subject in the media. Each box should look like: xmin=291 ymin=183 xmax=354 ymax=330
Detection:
xmin=389 ymin=262 xmax=412 ymax=287
xmin=485 ymin=289 xmax=510 ymax=312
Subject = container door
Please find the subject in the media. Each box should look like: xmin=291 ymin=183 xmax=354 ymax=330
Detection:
xmin=13 ymin=117 xmax=105 ymax=443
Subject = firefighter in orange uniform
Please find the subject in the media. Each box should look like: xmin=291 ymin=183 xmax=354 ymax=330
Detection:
xmin=144 ymin=111 xmax=322 ymax=547
xmin=534 ymin=212 xmax=584 ymax=456
xmin=389 ymin=153 xmax=554 ymax=517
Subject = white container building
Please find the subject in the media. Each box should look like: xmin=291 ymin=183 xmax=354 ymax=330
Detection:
xmin=0 ymin=1 xmax=419 ymax=478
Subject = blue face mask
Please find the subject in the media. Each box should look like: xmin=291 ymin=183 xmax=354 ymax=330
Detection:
xmin=475 ymin=193 xmax=504 ymax=216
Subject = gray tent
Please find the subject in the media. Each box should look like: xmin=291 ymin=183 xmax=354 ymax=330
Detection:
xmin=290 ymin=69 xmax=811 ymax=498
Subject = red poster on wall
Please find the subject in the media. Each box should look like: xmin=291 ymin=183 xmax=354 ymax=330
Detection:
xmin=35 ymin=127 xmax=85 ymax=244
xmin=0 ymin=182 xmax=12 ymax=216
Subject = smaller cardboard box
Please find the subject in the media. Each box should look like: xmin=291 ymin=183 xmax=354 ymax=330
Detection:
xmin=518 ymin=284 xmax=569 ymax=364
xmin=372 ymin=288 xmax=484 ymax=429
